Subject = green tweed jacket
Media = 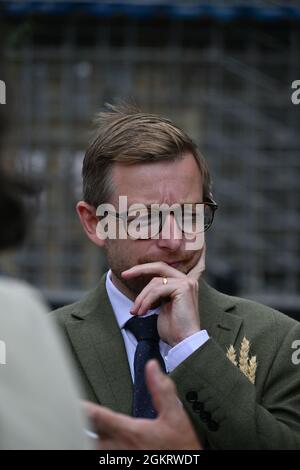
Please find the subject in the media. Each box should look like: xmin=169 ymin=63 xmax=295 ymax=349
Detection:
xmin=51 ymin=273 xmax=300 ymax=449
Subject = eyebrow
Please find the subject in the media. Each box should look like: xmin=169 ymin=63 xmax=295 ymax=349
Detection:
xmin=125 ymin=202 xmax=202 ymax=213
xmin=126 ymin=201 xmax=202 ymax=208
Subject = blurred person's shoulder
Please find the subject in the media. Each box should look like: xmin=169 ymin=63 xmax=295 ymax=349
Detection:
xmin=0 ymin=276 xmax=49 ymax=321
xmin=0 ymin=275 xmax=91 ymax=449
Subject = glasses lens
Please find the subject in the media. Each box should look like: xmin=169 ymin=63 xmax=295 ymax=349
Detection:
xmin=126 ymin=203 xmax=215 ymax=239
xmin=127 ymin=209 xmax=160 ymax=239
xmin=204 ymin=204 xmax=214 ymax=232
xmin=182 ymin=204 xmax=215 ymax=234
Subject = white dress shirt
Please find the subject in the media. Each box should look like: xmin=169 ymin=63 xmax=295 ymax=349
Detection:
xmin=105 ymin=269 xmax=209 ymax=380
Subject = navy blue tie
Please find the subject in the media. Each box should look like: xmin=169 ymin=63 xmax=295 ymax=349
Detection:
xmin=126 ymin=315 xmax=166 ymax=418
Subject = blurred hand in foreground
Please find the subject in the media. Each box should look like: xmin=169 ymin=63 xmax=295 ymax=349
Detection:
xmin=84 ymin=360 xmax=202 ymax=450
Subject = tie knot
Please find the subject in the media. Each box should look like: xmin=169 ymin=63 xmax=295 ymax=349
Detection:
xmin=126 ymin=315 xmax=160 ymax=342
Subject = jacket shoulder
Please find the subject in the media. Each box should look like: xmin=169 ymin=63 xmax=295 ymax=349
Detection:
xmin=50 ymin=300 xmax=82 ymax=325
xmin=205 ymin=281 xmax=298 ymax=331
xmin=216 ymin=288 xmax=299 ymax=339
xmin=233 ymin=294 xmax=297 ymax=327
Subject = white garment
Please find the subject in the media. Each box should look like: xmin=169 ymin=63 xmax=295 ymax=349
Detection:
xmin=105 ymin=269 xmax=209 ymax=380
xmin=0 ymin=277 xmax=90 ymax=450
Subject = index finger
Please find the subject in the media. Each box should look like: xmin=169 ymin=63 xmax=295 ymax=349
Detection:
xmin=83 ymin=401 xmax=132 ymax=436
xmin=121 ymin=261 xmax=186 ymax=279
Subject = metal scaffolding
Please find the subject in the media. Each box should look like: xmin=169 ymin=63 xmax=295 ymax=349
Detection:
xmin=1 ymin=2 xmax=299 ymax=315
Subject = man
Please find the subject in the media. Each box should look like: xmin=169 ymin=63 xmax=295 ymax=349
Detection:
xmin=52 ymin=104 xmax=300 ymax=449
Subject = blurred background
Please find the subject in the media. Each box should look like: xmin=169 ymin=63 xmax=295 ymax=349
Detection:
xmin=0 ymin=0 xmax=299 ymax=319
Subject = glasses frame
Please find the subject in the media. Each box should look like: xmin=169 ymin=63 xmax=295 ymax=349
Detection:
xmin=98 ymin=198 xmax=218 ymax=237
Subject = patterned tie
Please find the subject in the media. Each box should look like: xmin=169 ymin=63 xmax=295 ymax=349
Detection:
xmin=126 ymin=314 xmax=167 ymax=418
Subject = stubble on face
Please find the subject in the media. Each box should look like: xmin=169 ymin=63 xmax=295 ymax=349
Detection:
xmin=105 ymin=241 xmax=163 ymax=297
xmin=105 ymin=240 xmax=202 ymax=300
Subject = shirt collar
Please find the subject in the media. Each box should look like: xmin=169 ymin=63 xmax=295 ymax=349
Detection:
xmin=105 ymin=269 xmax=160 ymax=329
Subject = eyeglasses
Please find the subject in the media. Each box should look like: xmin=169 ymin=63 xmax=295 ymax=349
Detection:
xmin=99 ymin=199 xmax=218 ymax=239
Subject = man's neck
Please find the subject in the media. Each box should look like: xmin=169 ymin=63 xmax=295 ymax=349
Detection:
xmin=110 ymin=270 xmax=136 ymax=301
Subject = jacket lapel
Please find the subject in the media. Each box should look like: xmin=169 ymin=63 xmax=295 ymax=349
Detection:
xmin=65 ymin=273 xmax=133 ymax=414
xmin=199 ymin=279 xmax=243 ymax=350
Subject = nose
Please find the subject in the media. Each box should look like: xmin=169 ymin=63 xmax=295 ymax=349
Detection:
xmin=156 ymin=213 xmax=183 ymax=251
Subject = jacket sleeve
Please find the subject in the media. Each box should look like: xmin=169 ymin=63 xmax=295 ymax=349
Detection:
xmin=171 ymin=321 xmax=300 ymax=450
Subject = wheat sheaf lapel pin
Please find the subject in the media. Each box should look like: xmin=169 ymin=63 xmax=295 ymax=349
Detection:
xmin=226 ymin=337 xmax=257 ymax=384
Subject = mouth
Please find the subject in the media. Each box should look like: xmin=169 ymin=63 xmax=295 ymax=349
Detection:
xmin=164 ymin=261 xmax=181 ymax=268
xmin=142 ymin=259 xmax=186 ymax=269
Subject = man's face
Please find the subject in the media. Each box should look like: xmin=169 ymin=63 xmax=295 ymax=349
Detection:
xmin=103 ymin=152 xmax=205 ymax=296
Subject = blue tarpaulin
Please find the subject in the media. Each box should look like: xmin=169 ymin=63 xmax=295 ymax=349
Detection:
xmin=1 ymin=2 xmax=300 ymax=21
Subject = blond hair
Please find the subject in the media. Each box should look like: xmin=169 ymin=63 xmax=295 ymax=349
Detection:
xmin=82 ymin=104 xmax=211 ymax=207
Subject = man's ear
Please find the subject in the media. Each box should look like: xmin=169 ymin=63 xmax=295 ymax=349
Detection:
xmin=76 ymin=201 xmax=105 ymax=247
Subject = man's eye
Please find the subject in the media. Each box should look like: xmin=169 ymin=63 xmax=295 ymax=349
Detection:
xmin=127 ymin=213 xmax=151 ymax=224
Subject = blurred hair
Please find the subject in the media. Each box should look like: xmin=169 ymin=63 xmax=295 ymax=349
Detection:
xmin=0 ymin=106 xmax=43 ymax=251
xmin=82 ymin=103 xmax=212 ymax=207
xmin=0 ymin=169 xmax=42 ymax=250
